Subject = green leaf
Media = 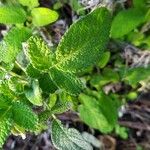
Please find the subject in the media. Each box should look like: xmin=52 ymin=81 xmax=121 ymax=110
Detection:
xmin=12 ymin=102 xmax=38 ymax=131
xmin=111 ymin=8 xmax=146 ymax=38
xmin=55 ymin=7 xmax=111 ymax=73
xmin=0 ymin=81 xmax=17 ymax=99
xmin=0 ymin=109 xmax=13 ymax=148
xmin=26 ymin=36 xmax=55 ymax=71
xmin=25 ymin=80 xmax=43 ymax=106
xmin=26 ymin=63 xmax=41 ymax=78
xmin=123 ymin=66 xmax=150 ymax=86
xmin=133 ymin=0 xmax=147 ymax=8
xmin=51 ymin=119 xmax=93 ymax=150
xmin=38 ymin=73 xmax=58 ymax=93
xmin=0 ymin=5 xmax=26 ymax=24
xmin=0 ymin=27 xmax=32 ymax=63
xmin=18 ymin=0 xmax=39 ymax=8
xmin=31 ymin=7 xmax=59 ymax=27
xmin=0 ymin=95 xmax=12 ymax=109
xmin=79 ymin=93 xmax=118 ymax=133
xmin=49 ymin=67 xmax=83 ymax=95
xmin=8 ymin=77 xmax=26 ymax=94
xmin=98 ymin=51 xmax=110 ymax=68
xmin=51 ymin=101 xmax=71 ymax=114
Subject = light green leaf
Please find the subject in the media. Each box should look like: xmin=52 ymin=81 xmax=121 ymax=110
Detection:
xmin=0 ymin=5 xmax=26 ymax=24
xmin=111 ymin=8 xmax=146 ymax=38
xmin=26 ymin=36 xmax=55 ymax=71
xmin=0 ymin=109 xmax=12 ymax=148
xmin=18 ymin=0 xmax=39 ymax=8
xmin=12 ymin=102 xmax=38 ymax=131
xmin=49 ymin=67 xmax=83 ymax=95
xmin=79 ymin=93 xmax=117 ymax=133
xmin=98 ymin=51 xmax=110 ymax=68
xmin=25 ymin=80 xmax=43 ymax=106
xmin=0 ymin=27 xmax=32 ymax=63
xmin=55 ymin=7 xmax=111 ymax=73
xmin=51 ymin=119 xmax=93 ymax=150
xmin=133 ymin=0 xmax=147 ymax=8
xmin=8 ymin=77 xmax=26 ymax=94
xmin=122 ymin=66 xmax=150 ymax=86
xmin=31 ymin=7 xmax=59 ymax=27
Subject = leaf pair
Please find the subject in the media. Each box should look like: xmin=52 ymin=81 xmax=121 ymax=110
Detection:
xmin=25 ymin=7 xmax=111 ymax=95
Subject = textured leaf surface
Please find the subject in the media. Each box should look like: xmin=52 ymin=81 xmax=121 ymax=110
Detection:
xmin=18 ymin=0 xmax=39 ymax=8
xmin=55 ymin=7 xmax=111 ymax=73
xmin=0 ymin=5 xmax=26 ymax=24
xmin=0 ymin=109 xmax=12 ymax=148
xmin=79 ymin=93 xmax=117 ymax=133
xmin=49 ymin=67 xmax=83 ymax=95
xmin=12 ymin=103 xmax=38 ymax=131
xmin=111 ymin=8 xmax=146 ymax=38
xmin=25 ymin=80 xmax=43 ymax=106
xmin=0 ymin=27 xmax=32 ymax=63
xmin=51 ymin=119 xmax=93 ymax=150
xmin=26 ymin=36 xmax=55 ymax=71
xmin=31 ymin=7 xmax=58 ymax=27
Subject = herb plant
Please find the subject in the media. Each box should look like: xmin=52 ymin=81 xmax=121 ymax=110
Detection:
xmin=0 ymin=0 xmax=150 ymax=149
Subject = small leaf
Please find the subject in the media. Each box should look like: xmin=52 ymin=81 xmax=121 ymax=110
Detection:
xmin=0 ymin=27 xmax=32 ymax=63
xmin=111 ymin=8 xmax=146 ymax=38
xmin=26 ymin=36 xmax=55 ymax=71
xmin=25 ymin=80 xmax=43 ymax=106
xmin=98 ymin=51 xmax=110 ymax=68
xmin=12 ymin=102 xmax=38 ymax=131
xmin=51 ymin=119 xmax=93 ymax=150
xmin=18 ymin=0 xmax=39 ymax=8
xmin=79 ymin=93 xmax=118 ymax=133
xmin=49 ymin=67 xmax=83 ymax=95
xmin=31 ymin=7 xmax=59 ymax=27
xmin=0 ymin=5 xmax=26 ymax=24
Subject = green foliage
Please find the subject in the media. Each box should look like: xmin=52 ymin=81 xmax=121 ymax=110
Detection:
xmin=49 ymin=67 xmax=83 ymax=95
xmin=12 ymin=102 xmax=38 ymax=131
xmin=111 ymin=8 xmax=146 ymax=38
xmin=0 ymin=27 xmax=32 ymax=63
xmin=1 ymin=0 xmax=149 ymax=149
xmin=0 ymin=113 xmax=12 ymax=148
xmin=51 ymin=119 xmax=93 ymax=150
xmin=56 ymin=7 xmax=111 ymax=73
xmin=31 ymin=7 xmax=59 ymax=27
xmin=26 ymin=36 xmax=55 ymax=71
xmin=0 ymin=5 xmax=27 ymax=24
xmin=25 ymin=80 xmax=43 ymax=106
xmin=79 ymin=92 xmax=118 ymax=133
xmin=17 ymin=0 xmax=39 ymax=8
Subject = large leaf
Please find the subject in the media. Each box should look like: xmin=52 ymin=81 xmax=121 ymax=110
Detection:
xmin=79 ymin=93 xmax=118 ymax=133
xmin=51 ymin=119 xmax=93 ymax=150
xmin=31 ymin=7 xmax=59 ymax=27
xmin=0 ymin=5 xmax=26 ymax=24
xmin=25 ymin=36 xmax=55 ymax=71
xmin=55 ymin=7 xmax=111 ymax=73
xmin=111 ymin=8 xmax=146 ymax=38
xmin=0 ymin=27 xmax=32 ymax=63
xmin=12 ymin=102 xmax=38 ymax=131
xmin=49 ymin=67 xmax=83 ymax=95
